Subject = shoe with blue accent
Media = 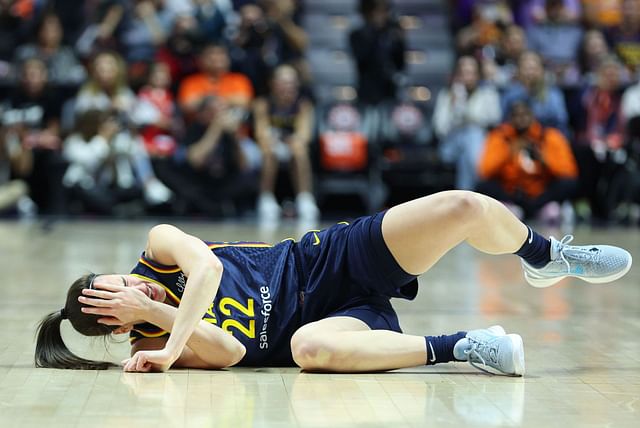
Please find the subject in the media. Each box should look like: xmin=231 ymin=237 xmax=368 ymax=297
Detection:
xmin=453 ymin=325 xmax=525 ymax=376
xmin=522 ymin=235 xmax=632 ymax=288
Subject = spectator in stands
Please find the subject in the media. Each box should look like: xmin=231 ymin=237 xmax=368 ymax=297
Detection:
xmin=253 ymin=64 xmax=318 ymax=221
xmin=178 ymin=42 xmax=254 ymax=117
xmin=1 ymin=57 xmax=66 ymax=215
xmin=154 ymin=96 xmax=257 ymax=216
xmin=582 ymin=0 xmax=623 ymax=29
xmin=455 ymin=1 xmax=512 ymax=56
xmin=607 ymin=0 xmax=640 ymax=74
xmin=194 ymin=0 xmax=233 ymax=42
xmin=75 ymin=51 xmax=172 ymax=207
xmin=433 ymin=56 xmax=502 ymax=190
xmin=0 ymin=0 xmax=35 ymax=63
xmin=484 ymin=24 xmax=527 ymax=88
xmin=0 ymin=120 xmax=32 ymax=216
xmin=14 ymin=12 xmax=86 ymax=86
xmin=75 ymin=51 xmax=137 ymax=116
xmin=501 ymin=51 xmax=569 ymax=135
xmin=526 ymin=0 xmax=583 ymax=86
xmin=476 ymin=100 xmax=578 ymax=222
xmin=132 ymin=61 xmax=180 ymax=160
xmin=231 ymin=1 xmax=309 ymax=96
xmin=574 ymin=57 xmax=626 ymax=220
xmin=156 ymin=13 xmax=201 ymax=90
xmin=349 ymin=0 xmax=406 ymax=105
xmin=577 ymin=29 xmax=613 ymax=85
xmin=108 ymin=0 xmax=176 ymax=87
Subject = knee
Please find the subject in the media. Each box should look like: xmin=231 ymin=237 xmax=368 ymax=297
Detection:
xmin=445 ymin=190 xmax=485 ymax=222
xmin=290 ymin=332 xmax=338 ymax=371
xmin=289 ymin=141 xmax=308 ymax=160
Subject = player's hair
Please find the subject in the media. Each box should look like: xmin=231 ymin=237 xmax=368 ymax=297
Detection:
xmin=35 ymin=274 xmax=117 ymax=370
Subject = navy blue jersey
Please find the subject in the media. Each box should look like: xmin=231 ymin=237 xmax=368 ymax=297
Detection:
xmin=129 ymin=240 xmax=303 ymax=366
xmin=128 ymin=214 xmax=419 ymax=367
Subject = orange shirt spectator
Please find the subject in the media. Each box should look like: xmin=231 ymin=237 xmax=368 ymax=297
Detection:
xmin=178 ymin=72 xmax=253 ymax=109
xmin=478 ymin=107 xmax=578 ymax=199
xmin=178 ymin=43 xmax=254 ymax=114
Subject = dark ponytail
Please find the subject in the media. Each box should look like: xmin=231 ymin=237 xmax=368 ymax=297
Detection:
xmin=35 ymin=274 xmax=118 ymax=370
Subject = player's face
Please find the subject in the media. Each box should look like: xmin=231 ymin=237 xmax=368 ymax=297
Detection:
xmin=93 ymin=275 xmax=167 ymax=302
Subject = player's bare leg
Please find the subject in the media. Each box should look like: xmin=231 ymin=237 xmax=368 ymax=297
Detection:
xmin=381 ymin=190 xmax=528 ymax=275
xmin=290 ymin=317 xmax=427 ymax=372
xmin=290 ymin=317 xmax=524 ymax=375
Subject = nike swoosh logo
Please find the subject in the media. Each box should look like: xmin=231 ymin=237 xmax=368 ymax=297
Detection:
xmin=528 ymin=227 xmax=533 ymax=244
xmin=428 ymin=341 xmax=436 ymax=363
xmin=313 ymin=232 xmax=320 ymax=246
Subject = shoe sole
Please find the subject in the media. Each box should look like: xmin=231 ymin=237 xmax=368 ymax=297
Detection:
xmin=524 ymin=254 xmax=633 ymax=288
xmin=507 ymin=334 xmax=525 ymax=377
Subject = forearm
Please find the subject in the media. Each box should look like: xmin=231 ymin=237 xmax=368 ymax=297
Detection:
xmin=145 ymin=301 xmax=245 ymax=367
xmin=164 ymin=262 xmax=224 ymax=359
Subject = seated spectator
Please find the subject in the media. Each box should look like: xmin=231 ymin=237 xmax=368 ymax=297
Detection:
xmin=253 ymin=64 xmax=319 ymax=221
xmin=0 ymin=0 xmax=35 ymax=64
xmin=476 ymin=100 xmax=578 ymax=222
xmin=117 ymin=0 xmax=175 ymax=86
xmin=582 ymin=0 xmax=623 ymax=29
xmin=1 ymin=57 xmax=66 ymax=215
xmin=156 ymin=13 xmax=201 ymax=90
xmin=63 ymin=109 xmax=172 ymax=214
xmin=433 ymin=56 xmax=501 ymax=190
xmin=606 ymin=0 xmax=640 ymax=75
xmin=192 ymin=0 xmax=232 ymax=42
xmin=178 ymin=42 xmax=254 ymax=117
xmin=132 ymin=61 xmax=180 ymax=159
xmin=74 ymin=51 xmax=172 ymax=207
xmin=455 ymin=1 xmax=513 ymax=56
xmin=14 ymin=12 xmax=86 ymax=87
xmin=484 ymin=24 xmax=527 ymax=89
xmin=526 ymin=0 xmax=583 ymax=86
xmin=75 ymin=50 xmax=137 ymax=116
xmin=574 ymin=58 xmax=626 ymax=220
xmin=0 ymin=122 xmax=32 ymax=216
xmin=501 ymin=51 xmax=569 ymax=135
xmin=153 ymin=96 xmax=257 ymax=216
xmin=349 ymin=0 xmax=406 ymax=105
xmin=577 ymin=29 xmax=613 ymax=86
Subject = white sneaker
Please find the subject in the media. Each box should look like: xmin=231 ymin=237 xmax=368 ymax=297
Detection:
xmin=522 ymin=235 xmax=633 ymax=288
xmin=144 ymin=178 xmax=172 ymax=205
xmin=453 ymin=325 xmax=525 ymax=376
xmin=296 ymin=192 xmax=320 ymax=221
xmin=258 ymin=192 xmax=281 ymax=221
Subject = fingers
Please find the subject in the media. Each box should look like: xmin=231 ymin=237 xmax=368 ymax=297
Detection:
xmin=92 ymin=282 xmax=127 ymax=292
xmin=78 ymin=295 xmax=114 ymax=308
xmin=80 ymin=306 xmax=115 ymax=316
xmin=122 ymin=354 xmax=152 ymax=373
xmin=81 ymin=288 xmax=117 ymax=299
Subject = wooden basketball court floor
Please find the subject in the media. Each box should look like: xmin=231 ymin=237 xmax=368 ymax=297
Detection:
xmin=0 ymin=219 xmax=638 ymax=428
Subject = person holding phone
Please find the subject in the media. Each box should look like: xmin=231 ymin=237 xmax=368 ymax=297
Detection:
xmin=476 ymin=100 xmax=579 ymax=222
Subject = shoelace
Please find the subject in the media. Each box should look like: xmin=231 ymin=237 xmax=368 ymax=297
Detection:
xmin=464 ymin=340 xmax=499 ymax=375
xmin=552 ymin=235 xmax=575 ymax=274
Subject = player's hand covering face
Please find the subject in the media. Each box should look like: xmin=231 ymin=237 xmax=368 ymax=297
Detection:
xmin=78 ymin=275 xmax=167 ymax=331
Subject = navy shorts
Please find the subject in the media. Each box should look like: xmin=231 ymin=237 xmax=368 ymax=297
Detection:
xmin=295 ymin=211 xmax=419 ymax=332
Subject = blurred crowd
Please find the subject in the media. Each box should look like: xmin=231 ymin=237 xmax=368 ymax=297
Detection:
xmin=441 ymin=0 xmax=640 ymax=225
xmin=1 ymin=0 xmax=639 ymax=226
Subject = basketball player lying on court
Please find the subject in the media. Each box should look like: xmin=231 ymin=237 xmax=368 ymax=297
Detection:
xmin=35 ymin=191 xmax=632 ymax=376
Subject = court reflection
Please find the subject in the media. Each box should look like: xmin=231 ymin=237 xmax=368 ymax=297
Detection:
xmin=116 ymin=370 xmax=299 ymax=428
xmin=287 ymin=373 xmax=525 ymax=427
